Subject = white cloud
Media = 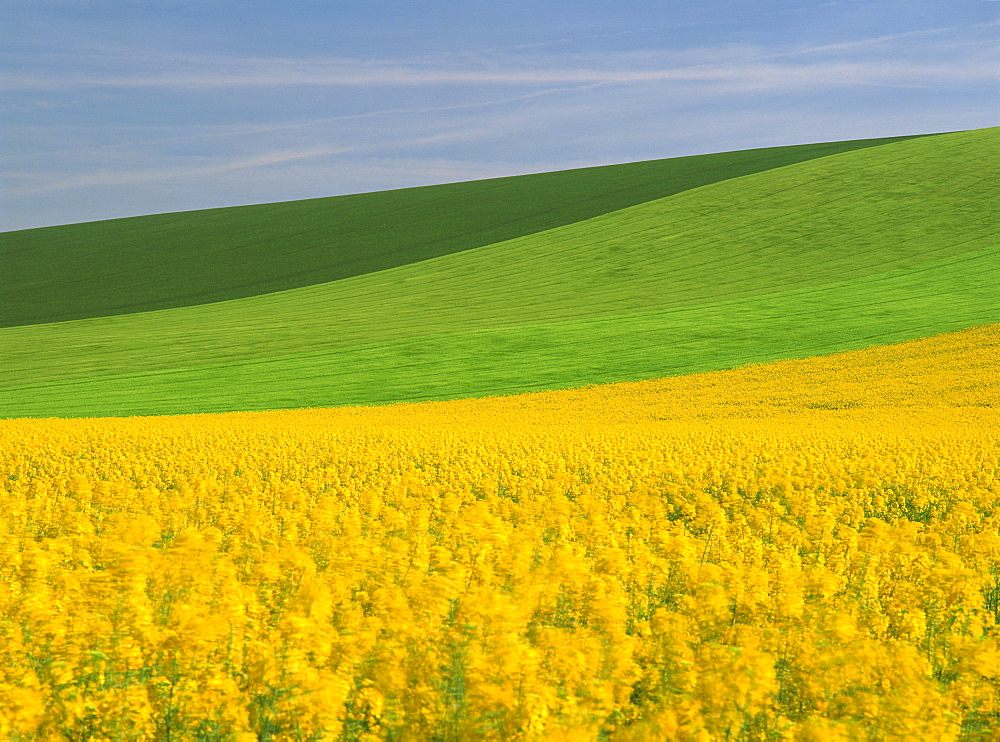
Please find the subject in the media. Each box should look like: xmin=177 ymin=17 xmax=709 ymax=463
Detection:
xmin=4 ymin=19 xmax=997 ymax=92
xmin=4 ymin=58 xmax=995 ymax=92
xmin=5 ymin=147 xmax=353 ymax=196
xmin=4 ymin=113 xmax=570 ymax=197
xmin=4 ymin=16 xmax=997 ymax=230
xmin=764 ymin=18 xmax=1000 ymax=58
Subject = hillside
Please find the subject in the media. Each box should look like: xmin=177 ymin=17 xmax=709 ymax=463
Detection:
xmin=1 ymin=127 xmax=996 ymax=418
xmin=0 ymin=135 xmax=921 ymax=327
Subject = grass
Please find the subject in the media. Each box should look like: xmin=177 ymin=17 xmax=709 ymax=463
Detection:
xmin=1 ymin=135 xmax=922 ymax=327
xmin=1 ymin=127 xmax=996 ymax=418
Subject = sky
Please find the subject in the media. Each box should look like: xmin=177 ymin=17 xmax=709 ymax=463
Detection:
xmin=1 ymin=0 xmax=998 ymax=231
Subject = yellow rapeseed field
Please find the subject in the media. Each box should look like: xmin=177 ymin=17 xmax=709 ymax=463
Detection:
xmin=2 ymin=324 xmax=999 ymax=740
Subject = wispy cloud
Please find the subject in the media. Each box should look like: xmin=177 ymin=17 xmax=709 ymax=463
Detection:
xmin=764 ymin=18 xmax=1000 ymax=58
xmin=4 ymin=19 xmax=997 ymax=92
xmin=4 ymin=148 xmax=349 ymax=196
xmin=5 ymin=58 xmax=995 ymax=92
xmin=4 ymin=118 xmax=555 ymax=197
xmin=4 ymin=7 xmax=997 ymax=231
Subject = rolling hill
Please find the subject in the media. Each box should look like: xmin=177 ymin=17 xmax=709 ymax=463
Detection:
xmin=1 ymin=127 xmax=996 ymax=418
xmin=0 ymin=135 xmax=917 ymax=328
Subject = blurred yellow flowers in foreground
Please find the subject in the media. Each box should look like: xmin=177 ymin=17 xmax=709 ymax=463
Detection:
xmin=2 ymin=324 xmax=999 ymax=740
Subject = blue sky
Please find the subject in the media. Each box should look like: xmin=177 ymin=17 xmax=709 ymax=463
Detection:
xmin=2 ymin=0 xmax=997 ymax=231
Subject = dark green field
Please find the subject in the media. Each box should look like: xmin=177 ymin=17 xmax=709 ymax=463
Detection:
xmin=1 ymin=127 xmax=996 ymax=418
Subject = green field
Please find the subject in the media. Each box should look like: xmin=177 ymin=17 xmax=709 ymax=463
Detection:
xmin=1 ymin=127 xmax=997 ymax=418
xmin=1 ymin=136 xmax=918 ymax=328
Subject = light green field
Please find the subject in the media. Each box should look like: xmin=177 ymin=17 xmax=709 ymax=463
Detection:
xmin=1 ymin=128 xmax=996 ymax=418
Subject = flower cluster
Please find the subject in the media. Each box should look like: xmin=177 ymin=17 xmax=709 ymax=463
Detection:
xmin=1 ymin=325 xmax=998 ymax=740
